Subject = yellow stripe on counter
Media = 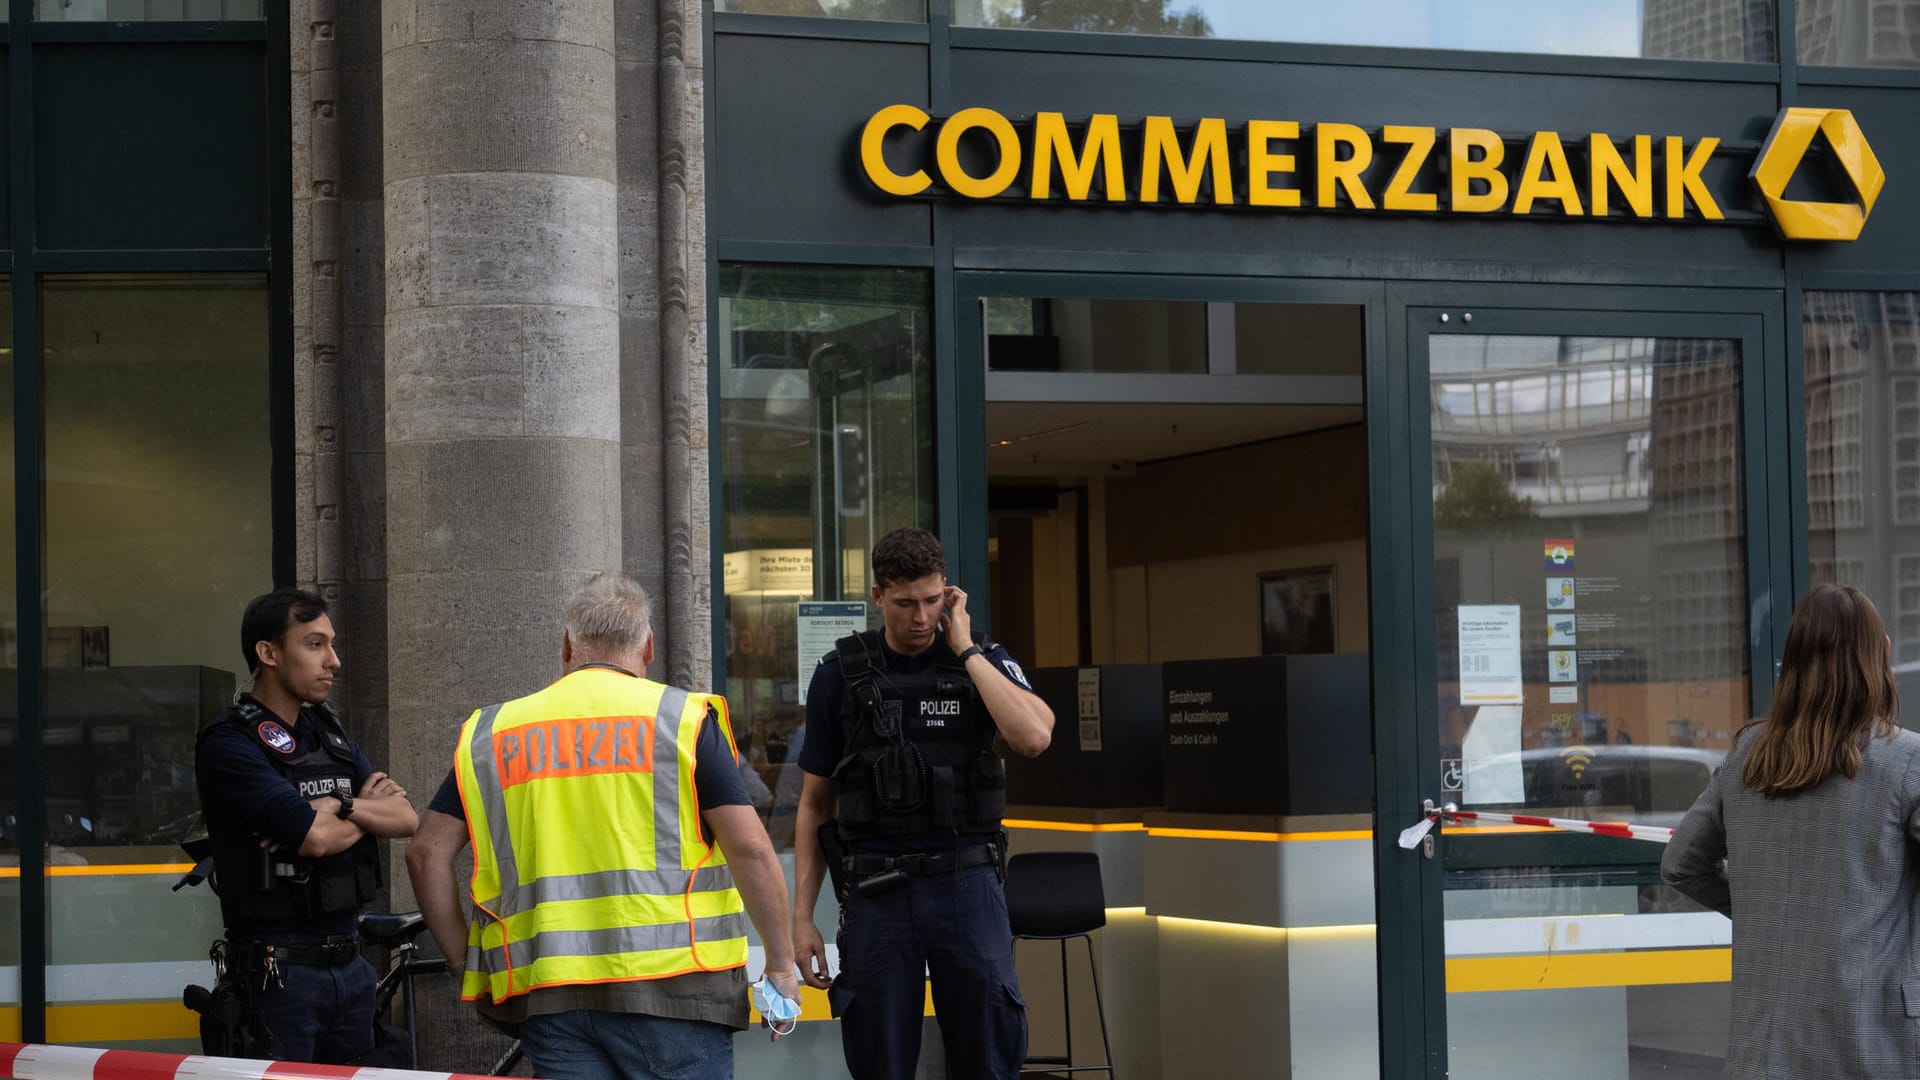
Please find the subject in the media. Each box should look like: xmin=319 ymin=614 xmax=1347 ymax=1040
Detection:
xmin=1146 ymin=827 xmax=1372 ymax=842
xmin=1446 ymin=948 xmax=1730 ymax=993
xmin=0 ymin=863 xmax=195 ymax=879
xmin=1003 ymin=819 xmax=1146 ymax=833
xmin=0 ymin=1002 xmax=200 ymax=1043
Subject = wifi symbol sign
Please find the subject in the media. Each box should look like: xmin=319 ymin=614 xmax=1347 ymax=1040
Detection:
xmin=1560 ymin=745 xmax=1599 ymax=779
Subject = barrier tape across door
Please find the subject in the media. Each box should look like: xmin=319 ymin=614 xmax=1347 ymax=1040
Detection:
xmin=0 ymin=1042 xmax=512 ymax=1080
xmin=1397 ymin=804 xmax=1675 ymax=849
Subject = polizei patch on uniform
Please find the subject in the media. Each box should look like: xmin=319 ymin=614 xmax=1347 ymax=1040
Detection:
xmin=1000 ymin=658 xmax=1031 ymax=690
xmin=257 ymin=720 xmax=296 ymax=755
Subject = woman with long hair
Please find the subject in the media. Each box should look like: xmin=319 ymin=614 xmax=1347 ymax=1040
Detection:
xmin=1663 ymin=583 xmax=1917 ymax=1078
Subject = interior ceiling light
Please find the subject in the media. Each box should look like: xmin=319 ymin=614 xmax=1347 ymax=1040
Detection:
xmin=988 ymin=420 xmax=1092 ymax=449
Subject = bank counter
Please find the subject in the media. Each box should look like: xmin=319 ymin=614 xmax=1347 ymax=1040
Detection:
xmin=1000 ymin=655 xmax=1739 ymax=1079
xmin=1004 ymin=655 xmax=1378 ymax=1079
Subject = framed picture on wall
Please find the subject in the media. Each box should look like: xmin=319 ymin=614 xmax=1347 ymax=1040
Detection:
xmin=1260 ymin=566 xmax=1336 ymax=655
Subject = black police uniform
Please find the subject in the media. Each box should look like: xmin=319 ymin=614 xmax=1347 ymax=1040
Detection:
xmin=799 ymin=630 xmax=1031 ymax=1080
xmin=194 ymin=695 xmax=382 ymax=1063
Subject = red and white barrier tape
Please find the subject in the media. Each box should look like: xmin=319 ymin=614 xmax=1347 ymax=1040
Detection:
xmin=0 ymin=1042 xmax=508 ymax=1080
xmin=1396 ymin=805 xmax=1674 ymax=849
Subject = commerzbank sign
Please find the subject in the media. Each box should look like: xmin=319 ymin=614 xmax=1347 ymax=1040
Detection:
xmin=857 ymin=105 xmax=1883 ymax=241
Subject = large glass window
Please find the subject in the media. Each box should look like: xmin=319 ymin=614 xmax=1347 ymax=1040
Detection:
xmin=34 ymin=0 xmax=263 ymax=19
xmin=1799 ymin=0 xmax=1920 ymax=68
xmin=1431 ymin=329 xmax=1745 ymax=1075
xmin=715 ymin=0 xmax=924 ymax=21
xmin=39 ymin=274 xmax=267 ymax=1046
xmin=956 ymin=0 xmax=1777 ymax=60
xmin=1805 ymin=291 xmax=1920 ymax=725
xmin=717 ymin=263 xmax=935 ymax=852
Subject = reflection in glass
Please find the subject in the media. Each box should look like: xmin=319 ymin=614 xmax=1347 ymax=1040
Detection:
xmin=1805 ymin=291 xmax=1920 ymax=725
xmin=41 ymin=274 xmax=266 ymax=1045
xmin=718 ymin=264 xmax=934 ymax=854
xmin=35 ymin=0 xmax=263 ymax=19
xmin=1798 ymin=0 xmax=1920 ymax=68
xmin=957 ymin=0 xmax=1776 ymax=60
xmin=716 ymin=0 xmax=924 ymax=20
xmin=1432 ymin=332 xmax=1743 ymax=1077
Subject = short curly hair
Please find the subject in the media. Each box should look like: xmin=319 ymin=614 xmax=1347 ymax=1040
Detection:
xmin=871 ymin=527 xmax=946 ymax=588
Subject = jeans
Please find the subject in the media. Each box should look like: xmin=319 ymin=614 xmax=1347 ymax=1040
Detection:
xmin=830 ymin=862 xmax=1028 ymax=1080
xmin=517 ymin=1008 xmax=735 ymax=1080
xmin=250 ymin=955 xmax=378 ymax=1064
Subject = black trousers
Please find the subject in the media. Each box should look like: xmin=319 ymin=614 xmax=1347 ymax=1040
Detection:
xmin=831 ymin=862 xmax=1028 ymax=1080
xmin=249 ymin=953 xmax=379 ymax=1064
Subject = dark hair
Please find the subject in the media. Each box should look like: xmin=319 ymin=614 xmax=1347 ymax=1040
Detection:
xmin=241 ymin=588 xmax=330 ymax=674
xmin=1745 ymin=583 xmax=1899 ymax=796
xmin=871 ymin=527 xmax=946 ymax=588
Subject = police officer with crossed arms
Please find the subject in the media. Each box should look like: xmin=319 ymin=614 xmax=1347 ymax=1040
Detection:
xmin=193 ymin=588 xmax=419 ymax=1062
xmin=792 ymin=527 xmax=1055 ymax=1079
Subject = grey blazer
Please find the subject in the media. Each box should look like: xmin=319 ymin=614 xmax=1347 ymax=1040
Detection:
xmin=1663 ymin=725 xmax=1920 ymax=1079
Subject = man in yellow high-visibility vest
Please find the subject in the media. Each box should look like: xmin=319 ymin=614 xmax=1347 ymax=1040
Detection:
xmin=408 ymin=573 xmax=800 ymax=1079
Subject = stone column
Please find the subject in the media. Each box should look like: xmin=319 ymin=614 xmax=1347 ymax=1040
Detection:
xmin=381 ymin=0 xmax=621 ymax=849
xmin=382 ymin=3 xmax=621 ymax=1067
xmin=618 ymin=0 xmax=711 ymax=690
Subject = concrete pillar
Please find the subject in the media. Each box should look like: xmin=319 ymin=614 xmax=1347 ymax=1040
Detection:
xmin=381 ymin=0 xmax=621 ymax=850
xmin=618 ymin=0 xmax=711 ymax=690
xmin=382 ymin=3 xmax=621 ymax=1068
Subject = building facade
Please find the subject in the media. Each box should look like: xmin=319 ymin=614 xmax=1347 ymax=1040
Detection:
xmin=4 ymin=1 xmax=1919 ymax=1077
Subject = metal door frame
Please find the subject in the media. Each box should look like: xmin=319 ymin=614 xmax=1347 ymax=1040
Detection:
xmin=1379 ymin=283 xmax=1790 ymax=1078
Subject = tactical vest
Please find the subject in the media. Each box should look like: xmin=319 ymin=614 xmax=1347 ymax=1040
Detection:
xmin=197 ymin=698 xmax=380 ymax=928
xmin=830 ymin=630 xmax=1007 ymax=840
xmin=454 ymin=667 xmax=750 ymax=1005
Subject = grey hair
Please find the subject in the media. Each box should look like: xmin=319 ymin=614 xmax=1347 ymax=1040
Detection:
xmin=565 ymin=572 xmax=653 ymax=653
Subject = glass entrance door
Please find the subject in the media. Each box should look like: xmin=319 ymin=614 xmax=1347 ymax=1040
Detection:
xmin=1399 ymin=306 xmax=1778 ymax=1079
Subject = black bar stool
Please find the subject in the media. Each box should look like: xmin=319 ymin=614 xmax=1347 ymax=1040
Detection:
xmin=1006 ymin=851 xmax=1115 ymax=1078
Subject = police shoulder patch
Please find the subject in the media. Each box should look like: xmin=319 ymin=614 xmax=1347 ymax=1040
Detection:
xmin=257 ymin=720 xmax=297 ymax=755
xmin=999 ymin=657 xmax=1032 ymax=690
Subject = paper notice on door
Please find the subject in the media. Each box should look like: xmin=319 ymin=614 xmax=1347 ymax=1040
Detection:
xmin=1458 ymin=605 xmax=1523 ymax=705
xmin=1077 ymin=667 xmax=1102 ymax=751
xmin=1463 ymin=704 xmax=1525 ymax=804
xmin=796 ymin=602 xmax=866 ymax=706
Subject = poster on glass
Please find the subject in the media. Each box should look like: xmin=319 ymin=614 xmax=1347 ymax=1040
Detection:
xmin=1260 ymin=566 xmax=1335 ymax=655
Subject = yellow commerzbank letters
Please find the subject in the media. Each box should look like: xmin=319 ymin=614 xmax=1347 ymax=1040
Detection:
xmin=858 ymin=105 xmax=1881 ymax=241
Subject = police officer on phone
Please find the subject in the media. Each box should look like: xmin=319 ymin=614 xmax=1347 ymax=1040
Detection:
xmin=791 ymin=527 xmax=1055 ymax=1079
xmin=193 ymin=588 xmax=419 ymax=1063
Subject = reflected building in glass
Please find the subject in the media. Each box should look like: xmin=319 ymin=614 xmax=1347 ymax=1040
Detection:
xmin=1798 ymin=0 xmax=1920 ymax=65
xmin=1429 ymin=333 xmax=1749 ymax=762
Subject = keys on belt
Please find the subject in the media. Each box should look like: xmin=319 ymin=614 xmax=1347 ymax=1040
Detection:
xmin=240 ymin=936 xmax=360 ymax=971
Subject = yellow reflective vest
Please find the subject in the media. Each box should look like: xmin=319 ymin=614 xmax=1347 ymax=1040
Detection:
xmin=453 ymin=667 xmax=749 ymax=1004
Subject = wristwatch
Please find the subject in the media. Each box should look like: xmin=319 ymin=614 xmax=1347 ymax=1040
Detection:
xmin=334 ymin=789 xmax=355 ymax=819
xmin=957 ymin=644 xmax=983 ymax=663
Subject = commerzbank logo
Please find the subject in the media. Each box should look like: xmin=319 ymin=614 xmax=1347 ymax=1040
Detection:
xmin=858 ymin=104 xmax=1883 ymax=242
xmin=1750 ymin=107 xmax=1883 ymax=241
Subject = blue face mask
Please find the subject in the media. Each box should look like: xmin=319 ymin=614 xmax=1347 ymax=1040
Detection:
xmin=750 ymin=976 xmax=802 ymax=1034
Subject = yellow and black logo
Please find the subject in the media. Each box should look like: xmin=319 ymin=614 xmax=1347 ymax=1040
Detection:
xmin=1750 ymin=107 xmax=1883 ymax=242
xmin=858 ymin=104 xmax=1885 ymax=242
